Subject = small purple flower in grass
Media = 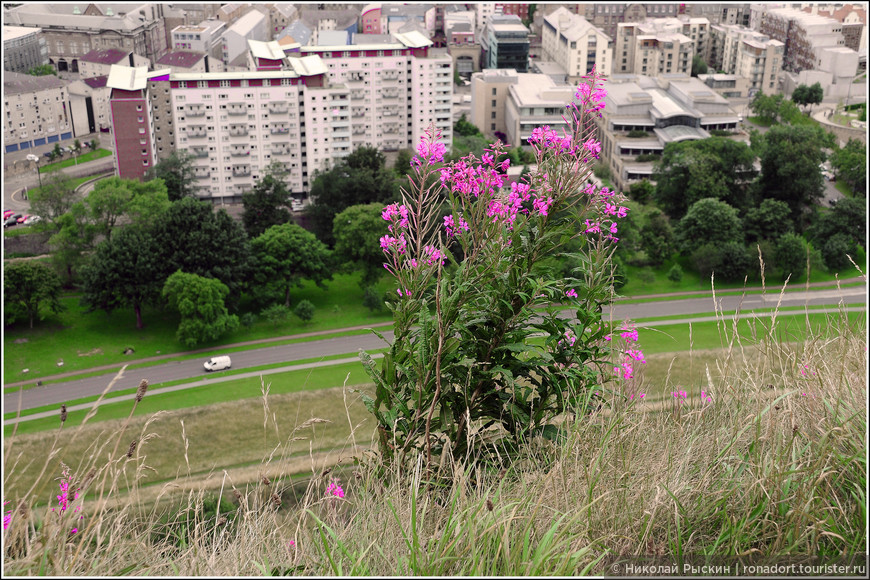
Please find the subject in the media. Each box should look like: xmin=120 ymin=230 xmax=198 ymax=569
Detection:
xmin=326 ymin=478 xmax=345 ymax=499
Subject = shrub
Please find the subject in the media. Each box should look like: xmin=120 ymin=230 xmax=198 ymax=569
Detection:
xmin=592 ymin=162 xmax=611 ymax=180
xmin=293 ymin=299 xmax=315 ymax=323
xmin=627 ymin=130 xmax=648 ymax=138
xmin=240 ymin=312 xmax=257 ymax=328
xmin=667 ymin=264 xmax=683 ymax=283
xmin=692 ymin=241 xmax=752 ymax=282
xmin=261 ymin=304 xmax=290 ymax=326
xmin=359 ymin=71 xmax=636 ymax=471
xmin=635 ymin=153 xmax=659 ymax=162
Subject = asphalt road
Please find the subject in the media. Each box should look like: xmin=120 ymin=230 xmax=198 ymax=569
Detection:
xmin=4 ymin=286 xmax=865 ymax=415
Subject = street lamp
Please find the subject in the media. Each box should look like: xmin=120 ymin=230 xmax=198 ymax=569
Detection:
xmin=26 ymin=153 xmax=41 ymax=188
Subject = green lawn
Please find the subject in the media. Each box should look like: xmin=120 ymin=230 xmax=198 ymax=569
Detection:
xmin=37 ymin=148 xmax=112 ymax=172
xmin=834 ymin=179 xmax=854 ymax=197
xmin=3 ymin=272 xmax=395 ymax=381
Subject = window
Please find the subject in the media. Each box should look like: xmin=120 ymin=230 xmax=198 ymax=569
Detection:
xmin=491 ymin=112 xmax=496 ymax=119
xmin=492 ymin=88 xmax=497 ymax=96
xmin=492 ymin=99 xmax=497 ymax=107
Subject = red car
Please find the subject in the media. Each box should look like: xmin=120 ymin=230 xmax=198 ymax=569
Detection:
xmin=17 ymin=214 xmax=31 ymax=224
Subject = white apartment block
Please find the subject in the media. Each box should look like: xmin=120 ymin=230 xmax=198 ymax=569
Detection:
xmin=4 ymin=72 xmax=72 ymax=153
xmin=475 ymin=3 xmax=498 ymax=35
xmin=616 ymin=19 xmax=696 ymax=77
xmin=112 ymin=33 xmax=452 ymax=202
xmin=542 ymin=7 xmax=613 ymax=82
xmin=470 ymin=68 xmax=518 ymax=139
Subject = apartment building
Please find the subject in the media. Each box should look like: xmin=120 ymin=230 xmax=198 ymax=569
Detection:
xmin=759 ymin=8 xmax=847 ymax=72
xmin=3 ymin=26 xmax=48 ymax=73
xmin=541 ymin=8 xmax=612 ymax=82
xmin=470 ymin=68 xmax=519 ymax=139
xmin=107 ymin=66 xmax=170 ymax=180
xmin=68 ymin=76 xmax=112 ymax=136
xmin=581 ymin=3 xmax=682 ymax=41
xmin=4 ymin=72 xmax=72 ymax=153
xmin=707 ymin=24 xmax=784 ymax=95
xmin=4 ymin=3 xmax=168 ymax=73
xmin=109 ymin=33 xmax=452 ymax=202
xmin=171 ymin=20 xmax=226 ymax=53
xmin=593 ymin=75 xmax=741 ymax=192
xmin=615 ymin=19 xmax=696 ymax=76
xmin=481 ymin=14 xmax=531 ymax=72
xmin=78 ymin=48 xmax=150 ymax=80
xmin=156 ymin=51 xmax=211 ymax=74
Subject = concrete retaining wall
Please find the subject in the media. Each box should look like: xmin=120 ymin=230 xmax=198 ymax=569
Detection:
xmin=4 ymin=232 xmax=52 ymax=258
xmin=815 ymin=110 xmax=867 ymax=145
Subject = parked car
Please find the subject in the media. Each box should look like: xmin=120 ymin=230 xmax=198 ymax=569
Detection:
xmin=23 ymin=215 xmax=42 ymax=226
xmin=43 ymin=152 xmax=54 ymax=160
xmin=203 ymin=355 xmax=232 ymax=372
xmin=3 ymin=210 xmax=15 ymax=220
xmin=16 ymin=214 xmax=31 ymax=224
xmin=4 ymin=214 xmax=23 ymax=228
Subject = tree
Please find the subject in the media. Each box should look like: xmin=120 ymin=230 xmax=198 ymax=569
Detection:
xmin=84 ymin=176 xmax=170 ymax=240
xmin=163 ymin=271 xmax=239 ymax=347
xmin=250 ymin=222 xmax=332 ymax=307
xmin=28 ymin=169 xmax=78 ymax=233
xmin=639 ymin=209 xmax=675 ymax=266
xmin=652 ymin=137 xmax=757 ymax=218
xmin=27 ymin=64 xmax=57 ymax=76
xmin=79 ymin=225 xmax=163 ymax=329
xmin=393 ymin=149 xmax=414 ymax=176
xmin=750 ymin=91 xmax=780 ymax=123
xmin=628 ymin=179 xmax=655 ymax=203
xmin=774 ymin=232 xmax=808 ymax=281
xmin=744 ymin=198 xmax=794 ymax=243
xmin=454 ymin=113 xmax=482 ymax=137
xmin=793 ymin=82 xmax=824 ymax=112
xmin=152 ymin=197 xmax=252 ymax=301
xmin=678 ymin=198 xmax=743 ymax=254
xmin=306 ymin=146 xmax=400 ymax=246
xmin=807 ymin=197 xmax=866 ymax=255
xmin=755 ymin=125 xmax=830 ymax=228
xmin=333 ymin=203 xmax=390 ymax=287
xmin=691 ymin=241 xmax=753 ymax=282
xmin=148 ymin=151 xmax=197 ymax=201
xmin=294 ymin=300 xmax=315 ymax=324
xmin=691 ymin=55 xmax=708 ymax=77
xmin=829 ymin=138 xmax=866 ymax=193
xmin=3 ymin=261 xmax=64 ymax=329
xmin=242 ymin=162 xmax=293 ymax=238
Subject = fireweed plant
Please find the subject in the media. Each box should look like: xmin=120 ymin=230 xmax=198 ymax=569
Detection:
xmin=359 ymin=69 xmax=641 ymax=470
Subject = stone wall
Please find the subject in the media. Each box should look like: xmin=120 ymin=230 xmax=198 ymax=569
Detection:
xmin=3 ymin=232 xmax=51 ymax=258
xmin=816 ymin=110 xmax=867 ymax=146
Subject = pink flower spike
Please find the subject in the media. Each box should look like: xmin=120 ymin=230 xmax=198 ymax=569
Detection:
xmin=565 ymin=288 xmax=578 ymax=299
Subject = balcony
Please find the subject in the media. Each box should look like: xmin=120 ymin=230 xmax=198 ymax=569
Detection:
xmin=187 ymin=105 xmax=205 ymax=117
xmin=270 ymin=123 xmax=290 ymax=134
xmin=230 ymin=147 xmax=250 ymax=157
xmin=268 ymin=102 xmax=288 ymax=114
xmin=272 ymin=146 xmax=291 ymax=156
xmin=352 ymin=126 xmax=366 ymax=135
xmin=190 ymin=146 xmax=209 ymax=158
xmin=194 ymin=167 xmax=210 ymax=178
xmin=188 ymin=126 xmax=207 ymax=138
xmin=227 ymin=102 xmax=247 ymax=115
xmin=381 ymin=89 xmax=400 ymax=99
xmin=350 ymin=89 xmax=366 ymax=99
xmin=229 ymin=125 xmax=248 ymax=136
xmin=232 ymin=165 xmax=251 ymax=177
xmin=351 ymin=107 xmax=366 ymax=118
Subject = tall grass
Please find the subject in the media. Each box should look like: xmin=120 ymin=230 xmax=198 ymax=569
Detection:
xmin=2 ymin=295 xmax=865 ymax=575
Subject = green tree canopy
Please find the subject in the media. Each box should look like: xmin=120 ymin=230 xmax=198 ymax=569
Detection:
xmin=162 ymin=270 xmax=239 ymax=347
xmin=454 ymin=113 xmax=482 ymax=137
xmin=242 ymin=163 xmax=293 ymax=238
xmin=639 ymin=209 xmax=676 ymax=266
xmin=27 ymin=64 xmax=57 ymax=76
xmin=147 ymin=150 xmax=197 ymax=201
xmin=152 ymin=197 xmax=252 ymax=301
xmin=691 ymin=55 xmax=708 ymax=77
xmin=652 ymin=137 xmax=757 ymax=218
xmin=744 ymin=198 xmax=794 ymax=243
xmin=333 ymin=203 xmax=390 ymax=287
xmin=3 ymin=261 xmax=64 ymax=329
xmin=755 ymin=124 xmax=831 ymax=228
xmin=774 ymin=232 xmax=809 ymax=281
xmin=829 ymin=138 xmax=866 ymax=194
xmin=807 ymin=197 xmax=866 ymax=254
xmin=28 ymin=169 xmax=78 ymax=234
xmin=79 ymin=225 xmax=163 ymax=329
xmin=250 ymin=222 xmax=333 ymax=307
xmin=792 ymin=82 xmax=824 ymax=110
xmin=306 ymin=146 xmax=400 ymax=246
xmin=678 ymin=198 xmax=744 ymax=253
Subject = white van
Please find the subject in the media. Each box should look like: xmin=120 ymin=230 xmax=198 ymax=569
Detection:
xmin=203 ymin=355 xmax=232 ymax=372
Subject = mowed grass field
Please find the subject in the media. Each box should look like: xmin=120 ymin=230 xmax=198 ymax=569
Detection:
xmin=4 ymin=310 xmax=863 ymax=503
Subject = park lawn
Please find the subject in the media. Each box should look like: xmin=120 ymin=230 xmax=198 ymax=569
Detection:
xmin=3 ymin=272 xmax=395 ymax=381
xmin=834 ymin=180 xmax=854 ymax=197
xmin=37 ymin=149 xmax=112 ymax=173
